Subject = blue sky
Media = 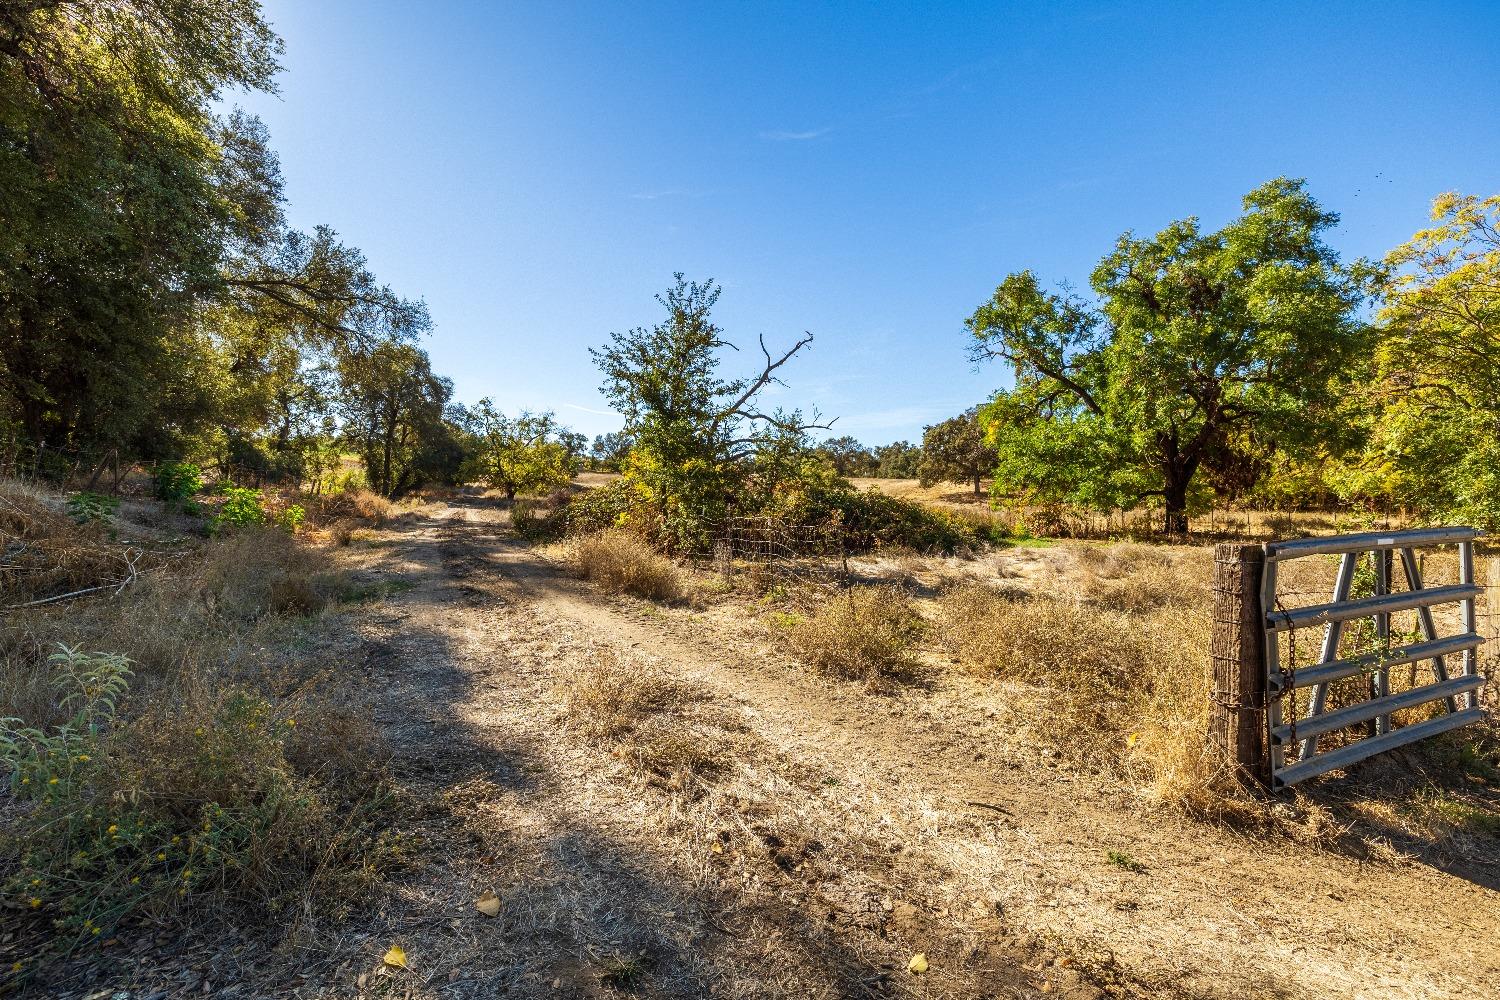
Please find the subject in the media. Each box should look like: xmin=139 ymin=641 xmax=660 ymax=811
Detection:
xmin=238 ymin=1 xmax=1500 ymax=445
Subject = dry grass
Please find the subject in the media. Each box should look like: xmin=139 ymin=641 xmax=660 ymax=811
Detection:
xmin=933 ymin=571 xmax=1249 ymax=818
xmin=559 ymin=646 xmax=721 ymax=788
xmin=570 ymin=528 xmax=685 ymax=602
xmin=311 ymin=487 xmax=393 ymax=526
xmin=1071 ymin=542 xmax=1210 ymax=612
xmin=782 ymin=585 xmax=924 ymax=684
xmin=560 ymin=646 xmax=698 ymax=739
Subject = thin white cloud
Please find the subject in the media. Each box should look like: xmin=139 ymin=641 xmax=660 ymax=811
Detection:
xmin=758 ymin=128 xmax=828 ymax=141
xmin=562 ymin=402 xmax=615 ymax=416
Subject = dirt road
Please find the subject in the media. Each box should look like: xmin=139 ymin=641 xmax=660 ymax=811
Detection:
xmin=324 ymin=496 xmax=1497 ymax=999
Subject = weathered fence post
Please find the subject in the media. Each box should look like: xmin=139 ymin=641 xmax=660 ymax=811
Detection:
xmin=1210 ymin=543 xmax=1270 ymax=785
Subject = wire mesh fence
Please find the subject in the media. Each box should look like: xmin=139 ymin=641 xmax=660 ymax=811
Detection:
xmin=688 ymin=515 xmax=852 ymax=593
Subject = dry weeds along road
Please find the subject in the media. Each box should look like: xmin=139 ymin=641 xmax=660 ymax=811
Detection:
xmin=297 ymin=498 xmax=1494 ymax=1000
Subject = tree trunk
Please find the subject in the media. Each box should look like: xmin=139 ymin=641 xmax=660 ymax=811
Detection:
xmin=1163 ymin=471 xmax=1190 ymax=534
xmin=973 ymin=471 xmax=982 ymax=496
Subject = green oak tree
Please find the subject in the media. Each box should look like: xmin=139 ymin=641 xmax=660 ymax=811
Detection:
xmin=969 ymin=178 xmax=1371 ymax=532
xmin=462 ymin=403 xmax=573 ymax=501
xmin=918 ymin=409 xmax=997 ymax=495
xmin=873 ymin=441 xmax=921 ymax=479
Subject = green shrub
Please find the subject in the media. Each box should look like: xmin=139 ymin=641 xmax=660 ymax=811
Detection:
xmin=154 ymin=462 xmax=204 ymax=510
xmin=66 ymin=491 xmax=119 ymax=525
xmin=553 ymin=473 xmax=983 ymax=555
xmin=559 ymin=478 xmax=636 ymax=536
xmin=214 ymin=486 xmax=267 ymax=530
xmin=274 ymin=503 xmax=306 ymax=534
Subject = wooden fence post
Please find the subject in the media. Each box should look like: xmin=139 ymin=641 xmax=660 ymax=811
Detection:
xmin=1210 ymin=543 xmax=1270 ymax=785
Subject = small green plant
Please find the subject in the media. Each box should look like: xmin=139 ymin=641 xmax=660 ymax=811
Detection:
xmin=597 ymin=952 xmax=649 ymax=987
xmin=275 ymin=503 xmax=306 ymax=534
xmin=155 ymin=461 xmax=204 ymax=510
xmin=1106 ymin=850 xmax=1146 ymax=873
xmin=214 ymin=486 xmax=267 ymax=530
xmin=66 ymin=491 xmax=119 ymax=524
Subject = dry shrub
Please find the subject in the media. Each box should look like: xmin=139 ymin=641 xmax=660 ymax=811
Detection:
xmin=934 ymin=581 xmax=1251 ymax=818
xmin=348 ymin=488 xmax=393 ymax=524
xmin=327 ymin=519 xmax=355 ymax=547
xmin=316 ymin=487 xmax=392 ymax=525
xmin=560 ymin=647 xmax=719 ymax=787
xmin=196 ymin=526 xmax=341 ymax=620
xmin=0 ymin=482 xmax=399 ymax=959
xmin=561 ymin=646 xmax=696 ymax=739
xmin=784 ymin=585 xmax=923 ymax=683
xmin=570 ymin=528 xmax=684 ymax=602
xmin=0 ymin=479 xmax=141 ymax=604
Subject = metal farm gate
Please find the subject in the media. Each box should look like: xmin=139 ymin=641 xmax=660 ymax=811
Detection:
xmin=1260 ymin=528 xmax=1486 ymax=789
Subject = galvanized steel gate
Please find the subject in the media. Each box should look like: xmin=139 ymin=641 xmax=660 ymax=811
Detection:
xmin=1261 ymin=527 xmax=1485 ymax=789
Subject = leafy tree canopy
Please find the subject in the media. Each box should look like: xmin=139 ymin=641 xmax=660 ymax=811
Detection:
xmin=592 ymin=274 xmax=824 ymax=549
xmin=462 ymin=402 xmax=574 ymax=501
xmin=1348 ymin=192 xmax=1500 ymax=526
xmin=969 ymin=178 xmax=1371 ymax=531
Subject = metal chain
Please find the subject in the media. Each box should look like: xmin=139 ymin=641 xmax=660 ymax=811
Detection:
xmin=1276 ymin=594 xmax=1298 ymax=755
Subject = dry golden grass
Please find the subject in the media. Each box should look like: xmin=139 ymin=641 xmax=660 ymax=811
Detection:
xmin=933 ymin=574 xmax=1253 ymax=819
xmin=783 ymin=585 xmax=924 ymax=684
xmin=1072 ymin=542 xmax=1210 ymax=612
xmin=560 ymin=646 xmax=697 ymax=739
xmin=570 ymin=528 xmax=685 ymax=602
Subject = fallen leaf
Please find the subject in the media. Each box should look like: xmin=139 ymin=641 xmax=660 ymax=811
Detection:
xmin=1125 ymin=732 xmax=1140 ymax=749
xmin=711 ymin=842 xmax=723 ymax=854
xmin=907 ymin=953 xmax=928 ymax=974
xmin=475 ymin=891 xmax=501 ymax=917
xmin=383 ymin=945 xmax=408 ymax=970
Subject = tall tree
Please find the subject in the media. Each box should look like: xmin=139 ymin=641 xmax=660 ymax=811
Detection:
xmin=462 ymin=402 xmax=573 ymax=501
xmin=1351 ymin=192 xmax=1500 ymax=525
xmin=873 ymin=441 xmax=921 ymax=479
xmin=338 ymin=342 xmax=452 ymax=497
xmin=969 ymin=179 xmax=1370 ymax=532
xmin=0 ymin=1 xmax=281 ymax=460
xmin=589 ymin=431 xmax=633 ymax=470
xmin=816 ymin=435 xmax=876 ymax=476
xmin=592 ymin=274 xmax=823 ymax=549
xmin=918 ymin=409 xmax=997 ymax=495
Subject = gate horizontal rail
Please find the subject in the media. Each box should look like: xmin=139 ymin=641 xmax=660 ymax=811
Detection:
xmin=1268 ymin=584 xmax=1481 ymax=631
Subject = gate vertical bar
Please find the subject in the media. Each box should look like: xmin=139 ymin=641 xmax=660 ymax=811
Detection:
xmin=1374 ymin=549 xmax=1392 ymax=735
xmin=1300 ymin=552 xmax=1358 ymax=760
xmin=1459 ymin=540 xmax=1478 ymax=710
xmin=1398 ymin=547 xmax=1460 ymax=713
